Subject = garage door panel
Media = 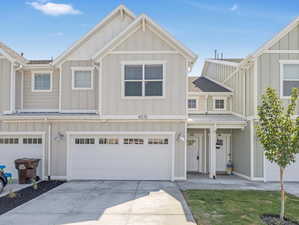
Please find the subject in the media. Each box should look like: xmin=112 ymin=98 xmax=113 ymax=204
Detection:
xmin=69 ymin=134 xmax=172 ymax=180
xmin=0 ymin=135 xmax=43 ymax=179
xmin=265 ymin=154 xmax=299 ymax=182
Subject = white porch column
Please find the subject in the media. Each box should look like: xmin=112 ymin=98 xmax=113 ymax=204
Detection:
xmin=10 ymin=61 xmax=16 ymax=113
xmin=209 ymin=126 xmax=217 ymax=179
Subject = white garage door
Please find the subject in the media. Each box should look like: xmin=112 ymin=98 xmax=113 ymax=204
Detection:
xmin=68 ymin=134 xmax=173 ymax=180
xmin=265 ymin=154 xmax=299 ymax=182
xmin=0 ymin=135 xmax=44 ymax=179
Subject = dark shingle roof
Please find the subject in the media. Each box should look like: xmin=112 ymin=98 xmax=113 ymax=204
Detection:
xmin=28 ymin=60 xmax=52 ymax=65
xmin=192 ymin=76 xmax=231 ymax=92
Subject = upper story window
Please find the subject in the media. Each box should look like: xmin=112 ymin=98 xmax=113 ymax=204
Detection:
xmin=72 ymin=67 xmax=93 ymax=90
xmin=123 ymin=62 xmax=165 ymax=97
xmin=188 ymin=99 xmax=197 ymax=109
xmin=280 ymin=62 xmax=299 ymax=97
xmin=213 ymin=97 xmax=226 ymax=110
xmin=32 ymin=72 xmax=52 ymax=92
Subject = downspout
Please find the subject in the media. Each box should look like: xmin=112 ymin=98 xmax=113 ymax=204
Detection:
xmin=47 ymin=121 xmax=52 ymax=181
xmin=243 ymin=69 xmax=246 ymax=117
xmin=204 ymin=129 xmax=207 ymax=173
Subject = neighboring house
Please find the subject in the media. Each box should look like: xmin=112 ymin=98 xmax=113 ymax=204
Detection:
xmin=187 ymin=16 xmax=299 ymax=182
xmin=0 ymin=5 xmax=197 ymax=181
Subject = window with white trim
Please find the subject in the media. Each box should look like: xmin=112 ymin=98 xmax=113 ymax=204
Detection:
xmin=99 ymin=138 xmax=119 ymax=144
xmin=23 ymin=138 xmax=42 ymax=144
xmin=74 ymin=138 xmax=95 ymax=144
xmin=0 ymin=138 xmax=19 ymax=144
xmin=188 ymin=99 xmax=197 ymax=109
xmin=124 ymin=64 xmax=164 ymax=97
xmin=213 ymin=98 xmax=226 ymax=110
xmin=123 ymin=138 xmax=144 ymax=145
xmin=32 ymin=73 xmax=52 ymax=92
xmin=72 ymin=69 xmax=93 ymax=90
xmin=281 ymin=63 xmax=299 ymax=97
xmin=148 ymin=138 xmax=168 ymax=145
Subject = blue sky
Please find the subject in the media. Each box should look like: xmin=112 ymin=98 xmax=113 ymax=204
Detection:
xmin=1 ymin=0 xmax=298 ymax=74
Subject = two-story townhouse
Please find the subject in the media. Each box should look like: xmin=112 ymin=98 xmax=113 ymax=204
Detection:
xmin=187 ymin=16 xmax=299 ymax=182
xmin=0 ymin=5 xmax=197 ymax=181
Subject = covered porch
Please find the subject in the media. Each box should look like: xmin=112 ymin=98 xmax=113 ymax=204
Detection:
xmin=187 ymin=114 xmax=248 ymax=179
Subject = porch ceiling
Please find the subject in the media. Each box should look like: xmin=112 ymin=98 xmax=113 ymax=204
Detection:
xmin=187 ymin=114 xmax=247 ymax=129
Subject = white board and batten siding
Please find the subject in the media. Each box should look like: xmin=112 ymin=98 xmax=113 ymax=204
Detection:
xmin=21 ymin=69 xmax=60 ymax=111
xmin=0 ymin=58 xmax=11 ymax=113
xmin=257 ymin=23 xmax=299 ymax=181
xmin=60 ymin=60 xmax=98 ymax=112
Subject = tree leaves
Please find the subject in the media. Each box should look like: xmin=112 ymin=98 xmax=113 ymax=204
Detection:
xmin=256 ymin=88 xmax=299 ymax=168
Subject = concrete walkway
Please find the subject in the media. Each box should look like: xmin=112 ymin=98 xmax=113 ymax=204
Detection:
xmin=176 ymin=174 xmax=299 ymax=197
xmin=0 ymin=181 xmax=195 ymax=225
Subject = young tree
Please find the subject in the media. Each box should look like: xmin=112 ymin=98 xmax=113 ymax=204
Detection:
xmin=256 ymin=88 xmax=299 ymax=220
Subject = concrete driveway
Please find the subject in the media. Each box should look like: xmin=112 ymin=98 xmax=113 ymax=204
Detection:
xmin=0 ymin=181 xmax=195 ymax=225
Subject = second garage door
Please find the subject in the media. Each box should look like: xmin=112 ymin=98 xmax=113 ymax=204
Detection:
xmin=265 ymin=154 xmax=299 ymax=182
xmin=68 ymin=133 xmax=174 ymax=180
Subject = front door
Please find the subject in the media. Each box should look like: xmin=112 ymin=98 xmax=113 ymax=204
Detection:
xmin=187 ymin=136 xmax=201 ymax=172
xmin=216 ymin=136 xmax=229 ymax=172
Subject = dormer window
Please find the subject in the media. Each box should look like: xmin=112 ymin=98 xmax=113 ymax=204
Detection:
xmin=213 ymin=97 xmax=226 ymax=110
xmin=32 ymin=72 xmax=52 ymax=92
xmin=123 ymin=62 xmax=165 ymax=98
xmin=188 ymin=99 xmax=197 ymax=109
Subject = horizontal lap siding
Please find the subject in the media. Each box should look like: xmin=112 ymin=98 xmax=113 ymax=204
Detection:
xmin=102 ymin=53 xmax=186 ymax=116
xmin=61 ymin=60 xmax=98 ymax=111
xmin=0 ymin=121 xmax=186 ymax=178
xmin=0 ymin=59 xmax=11 ymax=113
xmin=22 ymin=69 xmax=59 ymax=110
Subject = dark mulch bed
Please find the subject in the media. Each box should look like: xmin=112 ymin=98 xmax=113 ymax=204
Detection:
xmin=261 ymin=214 xmax=299 ymax=225
xmin=0 ymin=180 xmax=65 ymax=215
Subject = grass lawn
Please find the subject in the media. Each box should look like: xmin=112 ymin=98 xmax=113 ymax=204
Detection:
xmin=183 ymin=190 xmax=299 ymax=225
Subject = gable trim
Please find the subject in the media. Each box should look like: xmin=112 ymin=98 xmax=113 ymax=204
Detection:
xmin=52 ymin=5 xmax=136 ymax=66
xmin=206 ymin=59 xmax=239 ymax=67
xmin=92 ymin=14 xmax=197 ymax=63
xmin=252 ymin=16 xmax=299 ymax=58
xmin=109 ymin=50 xmax=179 ymax=54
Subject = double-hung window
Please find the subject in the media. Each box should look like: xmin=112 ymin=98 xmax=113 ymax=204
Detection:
xmin=72 ymin=67 xmax=93 ymax=90
xmin=280 ymin=62 xmax=299 ymax=97
xmin=213 ymin=97 xmax=226 ymax=111
xmin=123 ymin=63 xmax=164 ymax=97
xmin=32 ymin=72 xmax=52 ymax=92
xmin=188 ymin=99 xmax=197 ymax=109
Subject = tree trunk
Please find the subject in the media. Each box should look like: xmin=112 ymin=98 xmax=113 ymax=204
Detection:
xmin=280 ymin=167 xmax=285 ymax=220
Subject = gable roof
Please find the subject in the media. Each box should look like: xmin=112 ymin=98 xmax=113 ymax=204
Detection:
xmin=192 ymin=76 xmax=231 ymax=92
xmin=52 ymin=5 xmax=136 ymax=65
xmin=252 ymin=16 xmax=299 ymax=58
xmin=92 ymin=14 xmax=198 ymax=63
xmin=0 ymin=42 xmax=27 ymax=65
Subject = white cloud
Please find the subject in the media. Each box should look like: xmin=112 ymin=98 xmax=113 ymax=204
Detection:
xmin=230 ymin=4 xmax=239 ymax=11
xmin=27 ymin=1 xmax=82 ymax=16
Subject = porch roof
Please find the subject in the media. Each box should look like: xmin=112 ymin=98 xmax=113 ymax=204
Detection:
xmin=188 ymin=114 xmax=247 ymax=129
